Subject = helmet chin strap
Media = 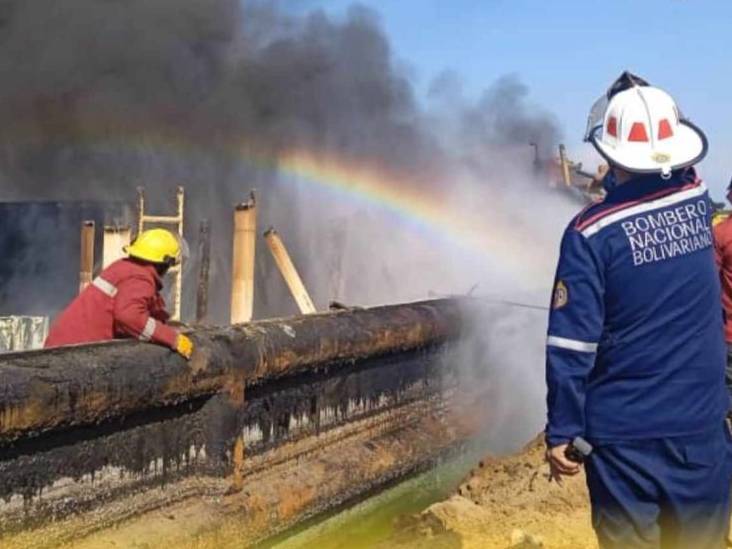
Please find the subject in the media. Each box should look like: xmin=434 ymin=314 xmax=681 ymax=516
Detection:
xmin=660 ymin=165 xmax=672 ymax=180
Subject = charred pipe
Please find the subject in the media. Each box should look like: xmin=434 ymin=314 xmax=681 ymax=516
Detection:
xmin=0 ymin=298 xmax=465 ymax=442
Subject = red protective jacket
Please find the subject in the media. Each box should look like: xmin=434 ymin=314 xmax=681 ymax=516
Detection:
xmin=45 ymin=258 xmax=179 ymax=349
xmin=714 ymin=216 xmax=732 ymax=342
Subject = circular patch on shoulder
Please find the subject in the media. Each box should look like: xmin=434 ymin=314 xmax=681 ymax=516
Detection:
xmin=553 ymin=280 xmax=568 ymax=310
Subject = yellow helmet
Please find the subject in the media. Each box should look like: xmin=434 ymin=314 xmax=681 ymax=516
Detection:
xmin=125 ymin=229 xmax=181 ymax=266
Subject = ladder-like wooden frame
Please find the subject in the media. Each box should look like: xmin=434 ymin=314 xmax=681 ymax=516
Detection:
xmin=136 ymin=187 xmax=185 ymax=321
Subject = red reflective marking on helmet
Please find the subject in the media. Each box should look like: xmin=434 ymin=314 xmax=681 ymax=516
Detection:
xmin=658 ymin=119 xmax=673 ymax=140
xmin=628 ymin=122 xmax=649 ymax=142
xmin=606 ymin=116 xmax=618 ymax=137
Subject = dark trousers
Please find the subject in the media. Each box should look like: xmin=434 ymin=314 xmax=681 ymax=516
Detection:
xmin=585 ymin=426 xmax=732 ymax=549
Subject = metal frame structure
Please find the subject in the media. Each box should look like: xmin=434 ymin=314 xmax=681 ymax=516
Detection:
xmin=136 ymin=186 xmax=185 ymax=321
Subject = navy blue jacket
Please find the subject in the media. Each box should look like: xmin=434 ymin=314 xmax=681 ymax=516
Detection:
xmin=545 ymin=169 xmax=726 ymax=447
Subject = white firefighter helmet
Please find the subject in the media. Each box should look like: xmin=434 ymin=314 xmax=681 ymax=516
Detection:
xmin=584 ymin=72 xmax=707 ymax=176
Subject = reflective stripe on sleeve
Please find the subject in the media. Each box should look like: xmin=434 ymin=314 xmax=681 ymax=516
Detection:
xmin=139 ymin=317 xmax=157 ymax=342
xmin=580 ymin=184 xmax=707 ymax=238
xmin=92 ymin=277 xmax=118 ymax=298
xmin=546 ymin=335 xmax=598 ymax=353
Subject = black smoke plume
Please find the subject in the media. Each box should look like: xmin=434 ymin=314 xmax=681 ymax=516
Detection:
xmin=0 ymin=1 xmax=561 ymax=320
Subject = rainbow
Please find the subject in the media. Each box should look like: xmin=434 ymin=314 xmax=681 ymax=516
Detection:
xmin=272 ymin=148 xmax=558 ymax=284
xmin=9 ymin=122 xmax=560 ymax=286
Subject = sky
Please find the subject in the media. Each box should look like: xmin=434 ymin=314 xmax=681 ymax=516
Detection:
xmin=295 ymin=0 xmax=732 ymax=199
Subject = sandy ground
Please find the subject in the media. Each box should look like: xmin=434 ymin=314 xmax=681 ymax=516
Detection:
xmin=383 ymin=435 xmax=598 ymax=549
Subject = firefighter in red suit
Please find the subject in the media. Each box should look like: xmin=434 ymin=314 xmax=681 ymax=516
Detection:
xmin=713 ymin=179 xmax=732 ymax=408
xmin=45 ymin=228 xmax=194 ymax=359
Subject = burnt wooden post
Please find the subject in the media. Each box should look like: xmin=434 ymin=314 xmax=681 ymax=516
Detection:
xmin=79 ymin=221 xmax=95 ymax=293
xmin=196 ymin=219 xmax=211 ymax=323
xmin=230 ymin=193 xmax=257 ymax=324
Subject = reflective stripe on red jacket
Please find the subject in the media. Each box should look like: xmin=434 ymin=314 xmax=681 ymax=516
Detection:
xmin=44 ymin=258 xmax=179 ymax=349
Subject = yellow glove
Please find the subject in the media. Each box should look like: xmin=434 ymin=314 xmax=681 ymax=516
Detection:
xmin=175 ymin=334 xmax=194 ymax=360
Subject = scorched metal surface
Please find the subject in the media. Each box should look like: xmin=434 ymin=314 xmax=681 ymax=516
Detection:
xmin=0 ymin=298 xmax=474 ymax=547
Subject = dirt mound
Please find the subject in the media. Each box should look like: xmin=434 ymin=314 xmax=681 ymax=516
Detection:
xmin=385 ymin=435 xmax=597 ymax=549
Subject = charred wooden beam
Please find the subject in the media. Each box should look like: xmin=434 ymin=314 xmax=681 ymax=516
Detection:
xmin=79 ymin=220 xmax=95 ymax=294
xmin=0 ymin=298 xmax=465 ymax=442
xmin=264 ymin=228 xmax=317 ymax=314
xmin=196 ymin=219 xmax=211 ymax=323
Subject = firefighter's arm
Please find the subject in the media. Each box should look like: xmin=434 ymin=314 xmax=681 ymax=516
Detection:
xmin=713 ymin=222 xmax=732 ymax=411
xmin=113 ymin=276 xmax=179 ymax=350
xmin=545 ymin=227 xmax=604 ymax=449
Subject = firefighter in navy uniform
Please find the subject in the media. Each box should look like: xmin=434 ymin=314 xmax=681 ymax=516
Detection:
xmin=545 ymin=72 xmax=731 ymax=549
xmin=45 ymin=228 xmax=194 ymax=360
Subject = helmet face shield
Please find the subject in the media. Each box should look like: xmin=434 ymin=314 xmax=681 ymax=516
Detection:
xmin=584 ymin=94 xmax=608 ymax=143
xmin=177 ymin=234 xmax=190 ymax=265
xmin=162 ymin=232 xmax=189 ymax=267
